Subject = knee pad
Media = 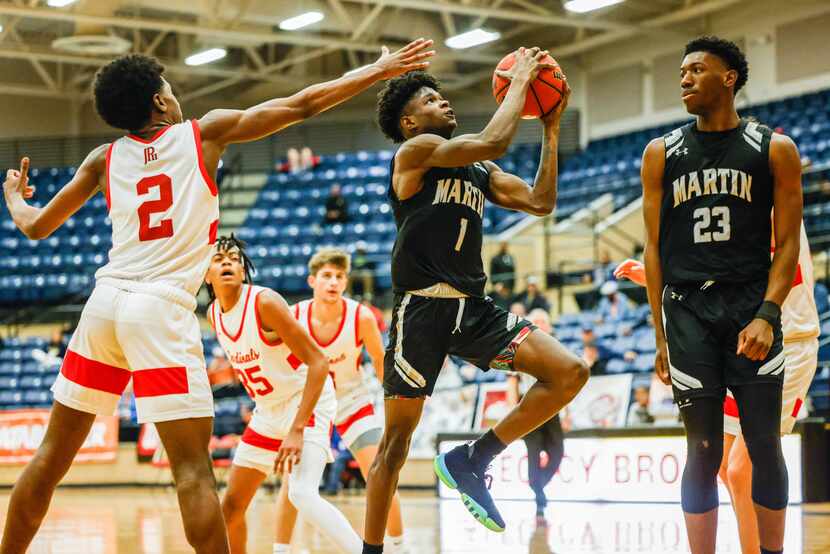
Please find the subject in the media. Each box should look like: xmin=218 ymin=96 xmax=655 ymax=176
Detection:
xmin=744 ymin=433 xmax=788 ymax=510
xmin=681 ymin=433 xmax=723 ymax=513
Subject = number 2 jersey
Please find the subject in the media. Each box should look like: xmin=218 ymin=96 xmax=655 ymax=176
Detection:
xmin=210 ymin=284 xmax=336 ymax=413
xmin=660 ymin=119 xmax=775 ymax=285
xmin=96 ymin=120 xmax=220 ymax=299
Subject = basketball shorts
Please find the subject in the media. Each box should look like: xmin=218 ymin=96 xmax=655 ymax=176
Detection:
xmin=662 ymin=280 xmax=784 ymax=403
xmin=384 ymin=293 xmax=536 ymax=397
xmin=334 ymin=383 xmax=382 ymax=454
xmin=724 ymin=337 xmax=818 ymax=435
xmin=51 ymin=280 xmax=213 ymax=424
xmin=234 ymin=388 xmax=337 ymax=475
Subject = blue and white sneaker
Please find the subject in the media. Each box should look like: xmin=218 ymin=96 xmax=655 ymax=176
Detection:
xmin=434 ymin=444 xmax=505 ymax=532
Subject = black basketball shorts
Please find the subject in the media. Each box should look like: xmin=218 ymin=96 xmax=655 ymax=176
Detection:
xmin=661 ymin=280 xmax=784 ymax=403
xmin=383 ymin=293 xmax=536 ymax=398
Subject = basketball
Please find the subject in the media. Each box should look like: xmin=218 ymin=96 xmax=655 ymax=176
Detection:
xmin=492 ymin=50 xmax=566 ymax=119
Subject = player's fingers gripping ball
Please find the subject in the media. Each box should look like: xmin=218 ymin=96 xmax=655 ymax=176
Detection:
xmin=492 ymin=50 xmax=566 ymax=119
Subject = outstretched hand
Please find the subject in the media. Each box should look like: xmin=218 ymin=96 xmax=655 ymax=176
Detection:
xmin=374 ymin=38 xmax=435 ymax=80
xmin=494 ymin=47 xmax=558 ymax=85
xmin=3 ymin=157 xmax=35 ymax=202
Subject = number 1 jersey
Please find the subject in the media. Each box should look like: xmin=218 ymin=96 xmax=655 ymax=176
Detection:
xmin=389 ymin=157 xmax=491 ymax=297
xmin=659 ymin=119 xmax=775 ymax=285
xmin=96 ymin=120 xmax=220 ymax=297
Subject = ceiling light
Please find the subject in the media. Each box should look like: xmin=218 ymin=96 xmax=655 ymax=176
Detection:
xmin=279 ymin=11 xmax=325 ymax=31
xmin=185 ymin=48 xmax=227 ymax=66
xmin=0 ymin=25 xmax=3 ymax=33
xmin=445 ymin=28 xmax=501 ymax=50
xmin=47 ymin=0 xmax=78 ymax=7
xmin=564 ymin=0 xmax=625 ymax=13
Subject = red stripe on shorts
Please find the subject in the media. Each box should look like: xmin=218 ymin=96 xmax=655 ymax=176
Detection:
xmin=241 ymin=427 xmax=283 ymax=451
xmin=61 ymin=349 xmax=131 ymax=395
xmin=335 ymin=403 xmax=374 ymax=437
xmin=723 ymin=395 xmax=740 ymax=418
xmin=133 ymin=366 xmax=189 ymax=397
xmin=792 ymin=398 xmax=803 ymax=418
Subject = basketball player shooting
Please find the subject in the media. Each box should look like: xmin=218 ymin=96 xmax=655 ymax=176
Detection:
xmin=273 ymin=249 xmax=408 ymax=553
xmin=361 ymin=47 xmax=589 ymax=554
xmin=206 ymin=237 xmax=363 ymax=554
xmin=639 ymin=36 xmax=803 ymax=554
xmin=0 ymin=41 xmax=432 ymax=554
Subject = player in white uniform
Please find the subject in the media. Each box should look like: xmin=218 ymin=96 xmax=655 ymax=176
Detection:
xmin=614 ymin=221 xmax=819 ymax=554
xmin=207 ymin=237 xmax=363 ymax=554
xmin=273 ymin=249 xmax=406 ymax=553
xmin=0 ymin=44 xmax=434 ymax=553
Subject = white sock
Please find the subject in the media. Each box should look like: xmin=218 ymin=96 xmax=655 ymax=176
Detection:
xmin=386 ymin=534 xmax=406 ymax=553
xmin=287 ymin=443 xmax=362 ymax=554
xmin=273 ymin=544 xmax=290 ymax=554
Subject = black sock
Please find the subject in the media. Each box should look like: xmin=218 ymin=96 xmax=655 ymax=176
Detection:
xmin=363 ymin=541 xmax=383 ymax=554
xmin=468 ymin=429 xmax=507 ymax=469
xmin=760 ymin=548 xmax=783 ymax=554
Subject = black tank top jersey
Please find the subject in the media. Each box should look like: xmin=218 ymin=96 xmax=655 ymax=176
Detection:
xmin=659 ymin=118 xmax=775 ymax=285
xmin=388 ymin=157 xmax=491 ymax=297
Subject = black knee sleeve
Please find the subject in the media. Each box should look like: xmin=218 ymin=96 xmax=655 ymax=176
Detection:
xmin=732 ymin=383 xmax=789 ymax=511
xmin=679 ymin=396 xmax=724 ymax=514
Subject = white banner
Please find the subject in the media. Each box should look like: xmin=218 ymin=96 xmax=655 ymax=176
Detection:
xmin=438 ymin=434 xmax=803 ymax=503
xmin=566 ymin=373 xmax=634 ymax=429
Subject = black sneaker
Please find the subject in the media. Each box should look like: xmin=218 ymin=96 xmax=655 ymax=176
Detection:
xmin=434 ymin=444 xmax=505 ymax=532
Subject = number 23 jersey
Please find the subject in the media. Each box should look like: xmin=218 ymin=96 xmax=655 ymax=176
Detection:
xmin=210 ymin=284 xmax=335 ymax=412
xmin=659 ymin=119 xmax=775 ymax=285
xmin=96 ymin=120 xmax=220 ymax=298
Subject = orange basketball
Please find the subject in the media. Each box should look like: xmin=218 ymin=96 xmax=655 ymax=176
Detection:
xmin=492 ymin=51 xmax=566 ymax=119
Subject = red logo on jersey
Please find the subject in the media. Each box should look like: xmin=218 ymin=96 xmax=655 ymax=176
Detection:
xmin=143 ymin=146 xmax=158 ymax=165
xmin=327 ymin=352 xmax=347 ymax=366
xmin=230 ymin=348 xmax=260 ymax=365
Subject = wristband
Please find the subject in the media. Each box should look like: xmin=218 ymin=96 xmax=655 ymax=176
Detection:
xmin=755 ymin=301 xmax=781 ymax=326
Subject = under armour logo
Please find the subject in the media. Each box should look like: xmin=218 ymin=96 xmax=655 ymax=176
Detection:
xmin=671 ymin=291 xmax=684 ymax=301
xmin=674 ymin=147 xmax=688 ymax=157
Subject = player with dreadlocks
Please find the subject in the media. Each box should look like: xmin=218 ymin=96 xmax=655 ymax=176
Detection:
xmin=205 ymin=235 xmax=363 ymax=554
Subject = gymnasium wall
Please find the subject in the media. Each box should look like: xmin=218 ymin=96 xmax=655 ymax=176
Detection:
xmin=576 ymin=0 xmax=830 ymax=142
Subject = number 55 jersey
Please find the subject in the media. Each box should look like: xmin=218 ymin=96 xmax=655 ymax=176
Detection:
xmin=659 ymin=118 xmax=774 ymax=285
xmin=209 ymin=284 xmax=336 ymax=473
xmin=52 ymin=121 xmax=219 ymax=424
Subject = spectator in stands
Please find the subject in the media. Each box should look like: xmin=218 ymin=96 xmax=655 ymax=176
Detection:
xmin=582 ymin=340 xmax=610 ymax=375
xmin=514 ymin=275 xmax=551 ymax=314
xmin=627 ymin=386 xmax=655 ymax=426
xmin=359 ymin=294 xmax=388 ymax=334
xmin=593 ymin=250 xmax=615 ymax=285
xmin=509 ymin=302 xmax=527 ymax=318
xmin=490 ymin=282 xmax=513 ymax=311
xmin=595 ymin=280 xmax=632 ymax=322
xmin=47 ymin=328 xmax=67 ymax=359
xmin=489 ymin=242 xmax=516 ymax=292
xmin=350 ymin=242 xmax=376 ymax=296
xmin=207 ymin=346 xmax=237 ymax=389
xmin=324 ymin=184 xmax=350 ymax=224
xmin=323 ymin=430 xmax=356 ymax=496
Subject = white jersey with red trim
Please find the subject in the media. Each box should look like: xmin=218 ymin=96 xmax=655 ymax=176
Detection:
xmin=96 ymin=120 xmax=220 ymax=298
xmin=295 ymin=297 xmax=365 ymax=399
xmin=780 ymin=223 xmax=819 ymax=342
xmin=211 ymin=284 xmax=335 ymax=412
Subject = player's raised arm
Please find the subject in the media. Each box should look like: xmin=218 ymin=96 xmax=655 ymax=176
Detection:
xmin=3 ymin=148 xmax=106 ymax=240
xmin=255 ymin=289 xmax=330 ymax=472
xmin=395 ymin=48 xmax=553 ymax=174
xmin=737 ymin=134 xmax=803 ymax=361
xmin=198 ymin=39 xmax=433 ymax=148
xmin=482 ymin=83 xmax=570 ymax=216
xmin=641 ymin=138 xmax=669 ymax=384
xmin=357 ymin=306 xmax=385 ymax=382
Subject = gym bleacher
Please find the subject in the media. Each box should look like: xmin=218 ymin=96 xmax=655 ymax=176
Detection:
xmin=1 ymin=86 xmax=829 ymax=420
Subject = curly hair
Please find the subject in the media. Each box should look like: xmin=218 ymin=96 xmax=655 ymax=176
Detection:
xmin=206 ymin=234 xmax=256 ymax=301
xmin=684 ymin=36 xmax=749 ymax=94
xmin=94 ymin=54 xmax=166 ymax=131
xmin=376 ymin=71 xmax=442 ymax=143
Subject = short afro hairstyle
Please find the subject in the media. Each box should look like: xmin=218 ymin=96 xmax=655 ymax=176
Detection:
xmin=377 ymin=71 xmax=441 ymax=143
xmin=684 ymin=35 xmax=749 ymax=95
xmin=94 ymin=54 xmax=166 ymax=131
